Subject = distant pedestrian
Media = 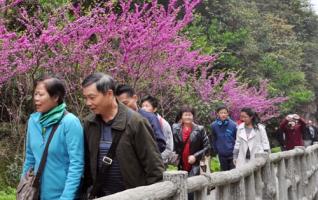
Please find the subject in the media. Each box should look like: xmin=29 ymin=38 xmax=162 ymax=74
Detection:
xmin=115 ymin=84 xmax=166 ymax=153
xmin=303 ymin=120 xmax=318 ymax=147
xmin=275 ymin=127 xmax=286 ymax=151
xmin=210 ymin=106 xmax=237 ymax=171
xmin=172 ymin=105 xmax=210 ymax=176
xmin=233 ymin=108 xmax=270 ymax=168
xmin=140 ymin=95 xmax=177 ymax=165
xmin=279 ymin=114 xmax=306 ymax=150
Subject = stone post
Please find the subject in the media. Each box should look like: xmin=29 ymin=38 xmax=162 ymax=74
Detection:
xmin=285 ymin=156 xmax=297 ymax=200
xmin=245 ymin=173 xmax=256 ymax=200
xmin=254 ymin=153 xmax=267 ymax=199
xmin=257 ymin=153 xmax=276 ymax=200
xmin=312 ymin=143 xmax=318 ymax=200
xmin=194 ymin=175 xmax=208 ymax=200
xmin=163 ymin=171 xmax=188 ymax=200
xmin=277 ymin=159 xmax=288 ymax=200
xmin=295 ymin=146 xmax=306 ymax=199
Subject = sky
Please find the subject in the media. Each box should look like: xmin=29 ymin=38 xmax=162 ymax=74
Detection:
xmin=311 ymin=0 xmax=318 ymax=13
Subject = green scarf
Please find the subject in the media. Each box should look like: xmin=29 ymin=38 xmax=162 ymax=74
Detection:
xmin=39 ymin=103 xmax=66 ymax=134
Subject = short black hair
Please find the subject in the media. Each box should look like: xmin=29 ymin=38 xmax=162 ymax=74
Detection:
xmin=175 ymin=105 xmax=196 ymax=123
xmin=36 ymin=75 xmax=66 ymax=105
xmin=115 ymin=84 xmax=135 ymax=97
xmin=140 ymin=95 xmax=159 ymax=109
xmin=82 ymin=72 xmax=116 ymax=94
xmin=216 ymin=105 xmax=229 ymax=113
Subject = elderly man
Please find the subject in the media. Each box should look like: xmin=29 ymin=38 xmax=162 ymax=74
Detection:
xmin=81 ymin=73 xmax=164 ymax=198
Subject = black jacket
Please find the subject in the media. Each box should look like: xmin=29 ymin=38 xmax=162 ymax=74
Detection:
xmin=303 ymin=125 xmax=318 ymax=141
xmin=172 ymin=123 xmax=210 ymax=175
xmin=82 ymin=102 xmax=164 ymax=194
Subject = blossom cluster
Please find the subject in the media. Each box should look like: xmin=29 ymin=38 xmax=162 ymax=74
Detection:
xmin=0 ymin=0 xmax=285 ymax=120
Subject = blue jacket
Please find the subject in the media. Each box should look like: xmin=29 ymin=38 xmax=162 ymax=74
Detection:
xmin=138 ymin=109 xmax=166 ymax=153
xmin=22 ymin=112 xmax=84 ymax=200
xmin=210 ymin=118 xmax=237 ymax=157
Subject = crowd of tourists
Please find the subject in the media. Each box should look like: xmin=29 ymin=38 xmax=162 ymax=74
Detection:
xmin=17 ymin=73 xmax=318 ymax=200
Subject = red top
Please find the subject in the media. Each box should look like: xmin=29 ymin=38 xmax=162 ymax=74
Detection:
xmin=182 ymin=126 xmax=192 ymax=172
xmin=280 ymin=118 xmax=305 ymax=150
xmin=236 ymin=119 xmax=243 ymax=125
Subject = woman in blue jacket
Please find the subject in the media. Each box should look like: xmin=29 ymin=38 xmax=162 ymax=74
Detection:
xmin=21 ymin=75 xmax=84 ymax=200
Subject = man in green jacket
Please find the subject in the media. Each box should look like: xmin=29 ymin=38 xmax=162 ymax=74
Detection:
xmin=81 ymin=72 xmax=164 ymax=198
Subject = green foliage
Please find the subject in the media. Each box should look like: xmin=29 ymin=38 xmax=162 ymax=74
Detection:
xmin=210 ymin=156 xmax=220 ymax=172
xmin=185 ymin=0 xmax=318 ymax=116
xmin=281 ymin=90 xmax=315 ymax=113
xmin=166 ymin=165 xmax=178 ymax=171
xmin=271 ymin=147 xmax=281 ymax=153
xmin=4 ymin=156 xmax=23 ymax=187
xmin=38 ymin=0 xmax=70 ymax=7
xmin=0 ymin=187 xmax=15 ymax=200
xmin=185 ymin=16 xmax=248 ymax=70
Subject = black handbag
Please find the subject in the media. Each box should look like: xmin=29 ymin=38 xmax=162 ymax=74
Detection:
xmin=17 ymin=123 xmax=59 ymax=200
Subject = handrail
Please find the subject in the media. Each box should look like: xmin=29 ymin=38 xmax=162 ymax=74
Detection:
xmin=98 ymin=143 xmax=318 ymax=200
xmin=96 ymin=181 xmax=177 ymax=200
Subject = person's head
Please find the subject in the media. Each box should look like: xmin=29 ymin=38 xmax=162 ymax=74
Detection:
xmin=140 ymin=95 xmax=159 ymax=113
xmin=115 ymin=84 xmax=138 ymax=111
xmin=82 ymin=73 xmax=116 ymax=115
xmin=216 ymin=105 xmax=229 ymax=121
xmin=34 ymin=75 xmax=66 ymax=113
xmin=240 ymin=107 xmax=260 ymax=129
xmin=176 ymin=105 xmax=195 ymax=125
xmin=308 ymin=120 xmax=313 ymax=125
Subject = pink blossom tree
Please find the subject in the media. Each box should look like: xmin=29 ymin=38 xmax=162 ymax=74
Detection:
xmin=193 ymin=71 xmax=287 ymax=121
xmin=0 ymin=0 xmax=285 ymax=123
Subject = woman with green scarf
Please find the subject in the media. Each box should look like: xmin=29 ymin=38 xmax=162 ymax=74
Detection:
xmin=21 ymin=76 xmax=84 ymax=200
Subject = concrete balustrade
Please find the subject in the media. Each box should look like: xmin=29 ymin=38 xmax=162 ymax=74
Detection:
xmin=97 ymin=143 xmax=318 ymax=200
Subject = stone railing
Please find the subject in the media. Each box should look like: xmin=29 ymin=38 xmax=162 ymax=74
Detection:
xmin=97 ymin=144 xmax=318 ymax=200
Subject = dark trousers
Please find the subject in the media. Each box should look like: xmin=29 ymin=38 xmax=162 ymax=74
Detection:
xmin=219 ymin=155 xmax=235 ymax=171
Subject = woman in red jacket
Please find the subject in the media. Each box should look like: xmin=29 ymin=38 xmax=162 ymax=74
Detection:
xmin=172 ymin=105 xmax=210 ymax=176
xmin=280 ymin=114 xmax=306 ymax=150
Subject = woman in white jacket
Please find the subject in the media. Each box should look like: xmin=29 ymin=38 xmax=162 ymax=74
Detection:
xmin=233 ymin=107 xmax=270 ymax=168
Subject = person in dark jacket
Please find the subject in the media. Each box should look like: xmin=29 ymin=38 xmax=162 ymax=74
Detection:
xmin=280 ymin=114 xmax=306 ymax=150
xmin=172 ymin=105 xmax=210 ymax=177
xmin=275 ymin=127 xmax=286 ymax=151
xmin=303 ymin=120 xmax=318 ymax=147
xmin=210 ymin=106 xmax=237 ymax=171
xmin=82 ymin=73 xmax=164 ymax=198
xmin=115 ymin=84 xmax=166 ymax=153
xmin=140 ymin=95 xmax=176 ymax=165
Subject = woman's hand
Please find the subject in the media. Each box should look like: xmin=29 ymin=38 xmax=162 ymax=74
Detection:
xmin=188 ymin=155 xmax=196 ymax=164
xmin=293 ymin=114 xmax=300 ymax=120
xmin=286 ymin=114 xmax=293 ymax=121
